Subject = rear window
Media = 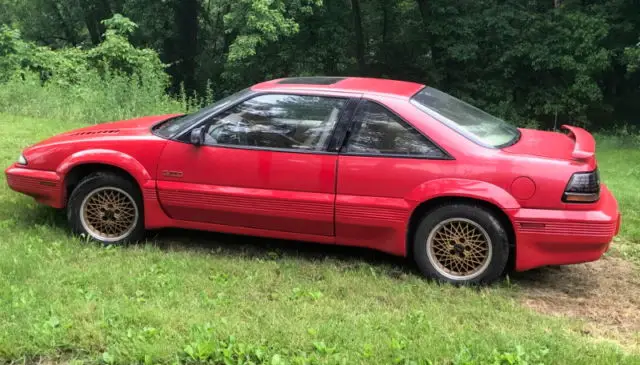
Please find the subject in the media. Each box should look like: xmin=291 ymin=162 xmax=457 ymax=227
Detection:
xmin=410 ymin=87 xmax=520 ymax=148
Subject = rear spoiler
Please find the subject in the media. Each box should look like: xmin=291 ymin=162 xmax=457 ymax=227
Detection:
xmin=561 ymin=125 xmax=595 ymax=161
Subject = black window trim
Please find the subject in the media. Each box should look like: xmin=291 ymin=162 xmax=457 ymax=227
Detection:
xmin=338 ymin=99 xmax=454 ymax=160
xmin=173 ymin=91 xmax=362 ymax=155
xmin=327 ymin=98 xmax=361 ymax=153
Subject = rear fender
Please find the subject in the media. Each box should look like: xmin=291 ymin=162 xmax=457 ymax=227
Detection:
xmin=405 ymin=178 xmax=520 ymax=210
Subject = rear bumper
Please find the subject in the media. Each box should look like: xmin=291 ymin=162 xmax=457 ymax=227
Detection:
xmin=511 ymin=185 xmax=621 ymax=271
xmin=5 ymin=164 xmax=65 ymax=208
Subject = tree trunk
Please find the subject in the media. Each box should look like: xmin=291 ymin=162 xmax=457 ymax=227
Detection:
xmin=380 ymin=0 xmax=393 ymax=75
xmin=82 ymin=0 xmax=113 ymax=45
xmin=414 ymin=0 xmax=445 ymax=86
xmin=381 ymin=0 xmax=389 ymax=50
xmin=84 ymin=15 xmax=101 ymax=45
xmin=416 ymin=0 xmax=428 ymax=24
xmin=174 ymin=0 xmax=200 ymax=91
xmin=351 ymin=0 xmax=366 ymax=75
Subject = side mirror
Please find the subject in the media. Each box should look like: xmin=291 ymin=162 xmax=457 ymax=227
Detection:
xmin=190 ymin=127 xmax=205 ymax=146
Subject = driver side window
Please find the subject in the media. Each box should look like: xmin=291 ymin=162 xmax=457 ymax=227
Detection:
xmin=202 ymin=94 xmax=348 ymax=151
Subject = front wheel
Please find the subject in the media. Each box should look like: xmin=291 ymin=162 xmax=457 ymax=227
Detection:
xmin=67 ymin=172 xmax=145 ymax=245
xmin=413 ymin=204 xmax=510 ymax=285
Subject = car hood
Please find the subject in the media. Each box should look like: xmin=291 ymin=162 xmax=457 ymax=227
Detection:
xmin=502 ymin=126 xmax=594 ymax=162
xmin=20 ymin=114 xmax=182 ymax=172
xmin=40 ymin=114 xmax=181 ymax=144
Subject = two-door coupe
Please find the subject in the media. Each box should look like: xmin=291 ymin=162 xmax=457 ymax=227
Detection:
xmin=5 ymin=77 xmax=621 ymax=284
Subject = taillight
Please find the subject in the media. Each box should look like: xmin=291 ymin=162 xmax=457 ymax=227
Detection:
xmin=563 ymin=169 xmax=600 ymax=203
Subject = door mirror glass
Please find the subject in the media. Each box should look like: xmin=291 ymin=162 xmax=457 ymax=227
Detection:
xmin=190 ymin=127 xmax=205 ymax=146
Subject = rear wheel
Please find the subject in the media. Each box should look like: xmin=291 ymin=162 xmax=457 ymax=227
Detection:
xmin=67 ymin=172 xmax=144 ymax=245
xmin=413 ymin=204 xmax=509 ymax=285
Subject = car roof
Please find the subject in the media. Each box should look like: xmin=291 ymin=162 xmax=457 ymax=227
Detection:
xmin=251 ymin=77 xmax=425 ymax=99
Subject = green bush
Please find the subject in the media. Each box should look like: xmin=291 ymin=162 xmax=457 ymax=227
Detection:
xmin=0 ymin=14 xmax=191 ymax=124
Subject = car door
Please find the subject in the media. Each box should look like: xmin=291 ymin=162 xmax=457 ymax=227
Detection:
xmin=156 ymin=92 xmax=354 ymax=236
xmin=335 ymin=98 xmax=453 ymax=254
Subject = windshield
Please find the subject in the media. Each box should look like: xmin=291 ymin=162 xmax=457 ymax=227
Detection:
xmin=410 ymin=87 xmax=520 ymax=148
xmin=153 ymin=88 xmax=253 ymax=138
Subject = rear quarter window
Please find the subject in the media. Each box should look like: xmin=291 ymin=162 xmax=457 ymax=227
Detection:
xmin=344 ymin=100 xmax=448 ymax=158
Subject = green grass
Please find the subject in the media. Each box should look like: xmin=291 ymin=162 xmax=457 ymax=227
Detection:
xmin=0 ymin=113 xmax=639 ymax=364
xmin=596 ymin=137 xmax=640 ymax=261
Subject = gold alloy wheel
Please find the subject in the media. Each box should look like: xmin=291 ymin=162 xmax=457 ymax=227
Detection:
xmin=79 ymin=187 xmax=138 ymax=242
xmin=426 ymin=218 xmax=492 ymax=281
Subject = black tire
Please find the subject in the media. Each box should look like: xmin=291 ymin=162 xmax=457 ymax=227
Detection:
xmin=412 ymin=203 xmax=510 ymax=285
xmin=67 ymin=172 xmax=145 ymax=245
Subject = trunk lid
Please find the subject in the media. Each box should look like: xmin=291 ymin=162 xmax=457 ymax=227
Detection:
xmin=502 ymin=125 xmax=596 ymax=163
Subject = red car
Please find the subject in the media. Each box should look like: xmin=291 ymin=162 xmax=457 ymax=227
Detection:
xmin=5 ymin=77 xmax=621 ymax=284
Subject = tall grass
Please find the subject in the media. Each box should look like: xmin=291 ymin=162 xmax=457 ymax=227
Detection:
xmin=0 ymin=71 xmax=191 ymax=124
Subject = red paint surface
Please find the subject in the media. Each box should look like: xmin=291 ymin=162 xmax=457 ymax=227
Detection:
xmin=156 ymin=142 xmax=337 ymax=236
xmin=5 ymin=78 xmax=621 ymax=272
xmin=510 ymin=177 xmax=536 ymax=200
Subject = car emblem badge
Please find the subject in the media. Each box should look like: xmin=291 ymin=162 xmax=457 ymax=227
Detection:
xmin=162 ymin=170 xmax=184 ymax=178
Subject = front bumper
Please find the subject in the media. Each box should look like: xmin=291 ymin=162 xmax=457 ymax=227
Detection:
xmin=511 ymin=185 xmax=621 ymax=271
xmin=5 ymin=164 xmax=65 ymax=208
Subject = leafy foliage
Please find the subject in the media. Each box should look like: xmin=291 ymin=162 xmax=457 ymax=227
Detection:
xmin=87 ymin=14 xmax=167 ymax=85
xmin=224 ymin=0 xmax=321 ymax=62
xmin=625 ymin=40 xmax=640 ymax=73
xmin=0 ymin=14 xmax=166 ymax=88
xmin=0 ymin=15 xmax=181 ymax=124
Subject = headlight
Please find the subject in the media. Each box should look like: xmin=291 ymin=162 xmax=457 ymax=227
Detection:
xmin=17 ymin=154 xmax=27 ymax=165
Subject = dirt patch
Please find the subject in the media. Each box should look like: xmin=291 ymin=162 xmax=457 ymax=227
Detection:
xmin=515 ymin=256 xmax=640 ymax=348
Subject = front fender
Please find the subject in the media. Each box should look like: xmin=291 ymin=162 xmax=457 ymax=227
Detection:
xmin=405 ymin=178 xmax=520 ymax=210
xmin=57 ymin=149 xmax=152 ymax=185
